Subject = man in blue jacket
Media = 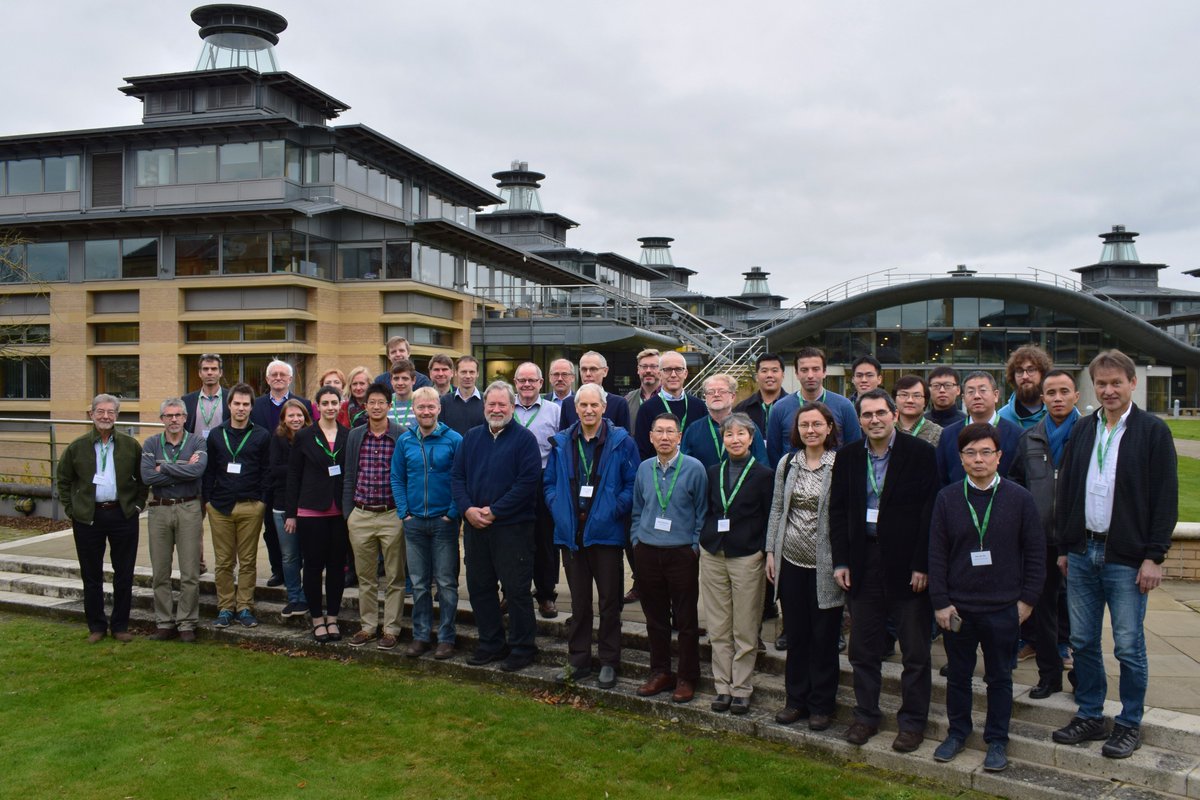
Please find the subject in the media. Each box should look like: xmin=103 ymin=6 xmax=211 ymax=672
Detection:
xmin=545 ymin=384 xmax=640 ymax=690
xmin=451 ymin=380 xmax=543 ymax=672
xmin=997 ymin=345 xmax=1051 ymax=431
xmin=766 ymin=347 xmax=861 ymax=466
xmin=935 ymin=371 xmax=1022 ymax=486
xmin=680 ymin=374 xmax=767 ymax=469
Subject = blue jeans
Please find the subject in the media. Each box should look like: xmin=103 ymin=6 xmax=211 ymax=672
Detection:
xmin=272 ymin=509 xmax=306 ymax=605
xmin=1068 ymin=540 xmax=1149 ymax=727
xmin=405 ymin=516 xmax=460 ymax=644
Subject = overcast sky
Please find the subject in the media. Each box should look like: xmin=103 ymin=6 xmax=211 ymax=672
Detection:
xmin=7 ymin=1 xmax=1200 ymax=302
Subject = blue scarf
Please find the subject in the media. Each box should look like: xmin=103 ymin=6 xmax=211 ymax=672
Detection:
xmin=1044 ymin=408 xmax=1080 ymax=468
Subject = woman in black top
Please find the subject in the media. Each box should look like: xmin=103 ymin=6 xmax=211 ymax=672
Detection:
xmin=699 ymin=412 xmax=775 ymax=715
xmin=285 ymin=386 xmax=350 ymax=642
xmin=270 ymin=399 xmax=312 ymax=618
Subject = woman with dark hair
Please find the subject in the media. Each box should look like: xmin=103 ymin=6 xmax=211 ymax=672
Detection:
xmin=285 ymin=385 xmax=350 ymax=642
xmin=765 ymin=401 xmax=845 ymax=730
xmin=269 ymin=399 xmax=312 ymax=618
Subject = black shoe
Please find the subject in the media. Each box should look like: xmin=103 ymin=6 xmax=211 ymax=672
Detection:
xmin=1052 ymin=715 xmax=1108 ymax=745
xmin=762 ymin=604 xmax=779 ymax=621
xmin=499 ymin=653 xmax=535 ymax=672
xmin=711 ymin=694 xmax=732 ymax=712
xmin=775 ymin=634 xmax=788 ymax=651
xmin=730 ymin=697 xmax=751 ymax=715
xmin=939 ymin=663 xmax=950 ymax=677
xmin=266 ymin=573 xmax=284 ymax=587
xmin=467 ymin=647 xmax=510 ymax=666
xmin=1029 ymin=680 xmax=1062 ymax=700
xmin=1101 ymin=724 xmax=1142 ymax=759
xmin=838 ymin=632 xmax=846 ymax=653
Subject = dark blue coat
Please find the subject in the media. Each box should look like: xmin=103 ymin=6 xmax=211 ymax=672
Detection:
xmin=544 ymin=421 xmax=639 ymax=550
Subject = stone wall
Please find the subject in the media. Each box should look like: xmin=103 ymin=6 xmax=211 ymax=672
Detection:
xmin=1164 ymin=523 xmax=1200 ymax=581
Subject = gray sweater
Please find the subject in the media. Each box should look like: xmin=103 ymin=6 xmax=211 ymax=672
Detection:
xmin=140 ymin=432 xmax=208 ymax=499
xmin=631 ymin=452 xmax=708 ymax=548
xmin=765 ymin=451 xmax=844 ymax=609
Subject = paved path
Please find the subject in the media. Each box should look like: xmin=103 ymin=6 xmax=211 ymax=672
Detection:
xmin=1174 ymin=437 xmax=1200 ymax=459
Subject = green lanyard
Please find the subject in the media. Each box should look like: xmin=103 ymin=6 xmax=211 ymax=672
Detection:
xmin=660 ymin=392 xmax=688 ymax=431
xmin=518 ymin=404 xmax=541 ymax=428
xmin=97 ymin=439 xmax=110 ymax=472
xmin=719 ymin=456 xmax=755 ymax=516
xmin=1095 ymin=419 xmax=1121 ymax=472
xmin=963 ymin=477 xmax=997 ymax=550
xmin=315 ymin=434 xmax=340 ymax=463
xmin=655 ymin=456 xmax=683 ymax=514
xmin=867 ymin=453 xmax=884 ymax=498
xmin=576 ymin=437 xmax=594 ymax=483
xmin=988 ymin=411 xmax=1000 ymax=426
xmin=199 ymin=389 xmax=221 ymax=427
xmin=222 ymin=427 xmax=251 ymax=463
xmin=902 ymin=417 xmax=926 ymax=437
xmin=707 ymin=418 xmax=726 ymax=464
xmin=160 ymin=434 xmax=182 ymax=464
xmin=350 ymin=408 xmax=366 ymax=425
xmin=391 ymin=399 xmax=412 ymax=425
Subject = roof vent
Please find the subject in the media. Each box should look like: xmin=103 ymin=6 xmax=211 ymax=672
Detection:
xmin=191 ymin=4 xmax=287 ymax=72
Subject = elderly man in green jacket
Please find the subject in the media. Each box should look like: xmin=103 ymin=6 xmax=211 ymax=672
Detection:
xmin=56 ymin=393 xmax=148 ymax=643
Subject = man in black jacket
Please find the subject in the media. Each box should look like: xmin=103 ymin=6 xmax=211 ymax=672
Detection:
xmin=182 ymin=353 xmax=229 ymax=439
xmin=1051 ymin=351 xmax=1177 ymax=760
xmin=830 ymin=389 xmax=939 ymax=753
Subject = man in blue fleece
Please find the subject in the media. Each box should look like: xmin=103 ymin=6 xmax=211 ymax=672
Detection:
xmin=630 ymin=413 xmax=708 ymax=704
xmin=766 ymin=347 xmax=861 ymax=466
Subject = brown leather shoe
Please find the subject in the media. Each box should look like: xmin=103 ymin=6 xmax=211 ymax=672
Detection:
xmin=671 ymin=680 xmax=696 ymax=704
xmin=113 ymin=631 xmax=134 ymax=643
xmin=808 ymin=713 xmax=833 ymax=731
xmin=538 ymin=599 xmax=558 ymax=619
xmin=348 ymin=630 xmax=378 ymax=648
xmin=622 ymin=588 xmax=640 ymax=605
xmin=846 ymin=721 xmax=878 ymax=745
xmin=377 ymin=633 xmax=399 ymax=650
xmin=179 ymin=630 xmax=197 ymax=643
xmin=406 ymin=640 xmax=431 ymax=658
xmin=433 ymin=642 xmax=455 ymax=660
xmin=892 ymin=730 xmax=925 ymax=753
xmin=87 ymin=631 xmax=106 ymax=644
xmin=150 ymin=628 xmax=178 ymax=641
xmin=775 ymin=707 xmax=806 ymax=725
xmin=637 ymin=672 xmax=677 ymax=697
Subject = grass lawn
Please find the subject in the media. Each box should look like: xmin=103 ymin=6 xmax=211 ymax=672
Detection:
xmin=1179 ymin=456 xmax=1200 ymax=522
xmin=0 ymin=614 xmax=974 ymax=800
xmin=1166 ymin=419 xmax=1200 ymax=440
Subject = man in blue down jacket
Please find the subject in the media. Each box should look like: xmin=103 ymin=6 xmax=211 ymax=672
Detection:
xmin=544 ymin=384 xmax=640 ymax=690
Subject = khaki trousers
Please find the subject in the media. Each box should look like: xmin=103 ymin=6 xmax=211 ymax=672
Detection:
xmin=700 ymin=549 xmax=766 ymax=697
xmin=348 ymin=508 xmax=406 ymax=635
xmin=147 ymin=499 xmax=203 ymax=630
xmin=208 ymin=500 xmax=264 ymax=612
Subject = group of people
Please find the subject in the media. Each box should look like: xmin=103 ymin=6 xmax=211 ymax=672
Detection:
xmin=56 ymin=338 xmax=1176 ymax=772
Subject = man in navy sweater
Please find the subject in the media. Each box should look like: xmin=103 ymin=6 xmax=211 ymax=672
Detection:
xmin=766 ymin=347 xmax=861 ymax=466
xmin=929 ymin=423 xmax=1044 ymax=772
xmin=935 ymin=371 xmax=1022 ymax=486
xmin=451 ymin=380 xmax=543 ymax=673
xmin=633 ymin=351 xmax=707 ymax=461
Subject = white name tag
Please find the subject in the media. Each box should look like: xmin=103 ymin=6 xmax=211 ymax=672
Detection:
xmin=971 ymin=550 xmax=993 ymax=567
xmin=93 ymin=473 xmax=108 ymax=485
xmin=227 ymin=463 xmax=242 ymax=474
xmin=865 ymin=508 xmax=879 ymax=524
xmin=201 ymin=428 xmax=210 ymax=438
xmin=1088 ymin=482 xmax=1109 ymax=497
xmin=328 ymin=465 xmax=342 ymax=477
xmin=579 ymin=485 xmax=594 ymax=498
xmin=717 ymin=518 xmax=731 ymax=532
xmin=654 ymin=517 xmax=673 ymax=532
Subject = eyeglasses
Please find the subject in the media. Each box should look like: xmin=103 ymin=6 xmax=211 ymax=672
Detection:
xmin=91 ymin=409 xmax=117 ymax=418
xmin=650 ymin=428 xmax=680 ymax=436
xmin=705 ymin=389 xmax=733 ymax=397
xmin=161 ymin=412 xmax=185 ymax=419
xmin=514 ymin=378 xmax=540 ymax=384
xmin=661 ymin=367 xmax=686 ymax=374
xmin=930 ymin=382 xmax=957 ymax=391
xmin=960 ymin=448 xmax=997 ymax=459
xmin=963 ymin=388 xmax=993 ymax=397
xmin=797 ymin=422 xmax=827 ymax=431
xmin=895 ymin=391 xmax=925 ymax=401
xmin=859 ymin=410 xmax=893 ymax=420
xmin=1013 ymin=367 xmax=1040 ymax=377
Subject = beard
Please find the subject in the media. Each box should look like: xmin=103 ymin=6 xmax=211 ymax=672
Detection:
xmin=1016 ymin=383 xmax=1042 ymax=405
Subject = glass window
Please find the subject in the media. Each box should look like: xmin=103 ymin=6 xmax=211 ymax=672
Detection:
xmin=387 ymin=177 xmax=404 ymax=209
xmin=0 ymin=324 xmax=49 ymax=344
xmin=261 ymin=141 xmax=285 ymax=179
xmin=223 ymin=233 xmax=269 ymax=274
xmin=95 ymin=356 xmax=139 ymax=399
xmin=0 ymin=162 xmax=4 ymax=195
xmin=979 ymin=330 xmax=1005 ymax=364
xmin=899 ymin=330 xmax=926 ymax=364
xmin=0 ymin=357 xmax=50 ymax=399
xmin=428 ymin=193 xmax=443 ymax=219
xmin=411 ymin=184 xmax=422 ymax=217
xmin=177 ymin=145 xmax=217 ymax=183
xmin=307 ymin=239 xmax=333 ymax=280
xmin=244 ymin=322 xmax=288 ymax=341
xmin=186 ymin=323 xmax=240 ymax=342
xmin=822 ymin=330 xmax=849 ymax=364
xmin=927 ymin=298 xmax=952 ymax=328
xmin=1078 ymin=331 xmax=1101 ymax=365
xmin=952 ymin=298 xmax=979 ymax=328
xmin=875 ymin=305 xmax=901 ymax=329
xmin=137 ymin=149 xmax=175 ymax=186
xmin=94 ymin=323 xmax=139 ymax=344
xmin=339 ymin=245 xmax=382 ymax=280
xmin=979 ymin=298 xmax=1004 ymax=328
xmin=84 ymin=240 xmax=121 ymax=280
xmin=367 ymin=168 xmax=387 ymax=201
xmin=219 ymin=142 xmax=260 ymax=181
xmin=1004 ymin=299 xmax=1031 ymax=326
xmin=6 ymin=159 xmax=42 ymax=194
xmin=271 ymin=232 xmax=296 ymax=274
xmin=1027 ymin=304 xmax=1054 ymax=327
xmin=44 ymin=156 xmax=79 ymax=192
xmin=305 ymin=149 xmax=334 ymax=183
xmin=901 ymin=301 xmax=927 ymax=329
xmin=1054 ymin=331 xmax=1078 ymax=365
xmin=175 ymin=234 xmax=219 ymax=276
xmin=23 ymin=242 xmax=68 ymax=282
xmin=385 ymin=241 xmax=411 ymax=279
xmin=122 ymin=237 xmax=158 ymax=278
xmin=876 ymin=331 xmax=901 ymax=363
xmin=953 ymin=331 xmax=979 ymax=364
xmin=927 ymin=330 xmax=953 ymax=364
xmin=345 ymin=158 xmax=367 ymax=193
xmin=284 ymin=143 xmax=302 ymax=182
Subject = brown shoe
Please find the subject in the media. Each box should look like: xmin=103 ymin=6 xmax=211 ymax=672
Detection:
xmin=808 ymin=713 xmax=833 ymax=731
xmin=113 ymin=631 xmax=134 ymax=643
xmin=1017 ymin=643 xmax=1036 ymax=661
xmin=150 ymin=628 xmax=178 ymax=641
xmin=892 ymin=730 xmax=925 ymax=753
xmin=538 ymin=599 xmax=558 ymax=619
xmin=406 ymin=640 xmax=431 ymax=658
xmin=377 ymin=633 xmax=399 ymax=650
xmin=671 ymin=680 xmax=696 ymax=704
xmin=775 ymin=707 xmax=806 ymax=725
xmin=87 ymin=631 xmax=106 ymax=644
xmin=846 ymin=721 xmax=878 ymax=746
xmin=622 ymin=588 xmax=640 ymax=605
xmin=348 ymin=630 xmax=378 ymax=648
xmin=637 ymin=672 xmax=677 ymax=697
xmin=433 ymin=642 xmax=455 ymax=660
xmin=179 ymin=630 xmax=197 ymax=643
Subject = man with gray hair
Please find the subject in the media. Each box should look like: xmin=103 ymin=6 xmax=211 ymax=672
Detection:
xmin=56 ymin=394 xmax=148 ymax=643
xmin=633 ymin=351 xmax=707 ymax=460
xmin=250 ymin=359 xmax=307 ymax=589
xmin=452 ymin=380 xmax=543 ymax=672
xmin=560 ymin=351 xmax=630 ymax=431
xmin=140 ymin=398 xmax=208 ymax=642
xmin=681 ymin=374 xmax=767 ymax=469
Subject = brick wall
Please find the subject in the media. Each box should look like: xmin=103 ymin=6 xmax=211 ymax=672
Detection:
xmin=1163 ymin=524 xmax=1200 ymax=581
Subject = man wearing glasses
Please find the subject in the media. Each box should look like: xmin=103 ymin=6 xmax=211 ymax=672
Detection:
xmin=830 ymin=388 xmax=939 ymax=753
xmin=546 ymin=358 xmax=577 ymax=406
xmin=848 ymin=355 xmax=883 ymax=403
xmin=624 ymin=348 xmax=662 ymax=432
xmin=559 ymin=351 xmax=630 ymax=432
xmin=925 ymin=366 xmax=966 ymax=428
xmin=633 ymin=351 xmax=707 ymax=461
xmin=998 ymin=345 xmax=1052 ymax=430
xmin=935 ymin=371 xmax=1022 ymax=486
xmin=681 ymin=373 xmax=766 ymax=469
xmin=141 ymin=398 xmax=208 ymax=642
xmin=57 ymin=394 xmax=148 ymax=643
xmin=893 ymin=376 xmax=942 ymax=447
xmin=513 ymin=362 xmax=564 ymax=619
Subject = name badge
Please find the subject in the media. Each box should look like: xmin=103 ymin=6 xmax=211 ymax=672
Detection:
xmin=717 ymin=518 xmax=731 ymax=532
xmin=654 ymin=517 xmax=673 ymax=532
xmin=92 ymin=473 xmax=108 ymax=485
xmin=1088 ymin=482 xmax=1109 ymax=497
xmin=201 ymin=428 xmax=211 ymax=439
xmin=328 ymin=465 xmax=342 ymax=477
xmin=970 ymin=550 xmax=993 ymax=567
xmin=227 ymin=463 xmax=242 ymax=474
xmin=865 ymin=508 xmax=879 ymax=524
xmin=579 ymin=485 xmax=594 ymax=498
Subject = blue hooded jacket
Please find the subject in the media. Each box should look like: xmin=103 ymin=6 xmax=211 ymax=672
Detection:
xmin=391 ymin=421 xmax=463 ymax=519
xmin=544 ymin=420 xmax=640 ymax=550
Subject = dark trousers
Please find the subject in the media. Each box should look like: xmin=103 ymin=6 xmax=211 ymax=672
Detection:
xmin=635 ymin=542 xmax=700 ymax=682
xmin=848 ymin=542 xmax=932 ymax=732
xmin=298 ymin=515 xmax=348 ymax=618
xmin=262 ymin=493 xmax=283 ymax=577
xmin=532 ymin=494 xmax=558 ymax=603
xmin=625 ymin=543 xmax=638 ymax=593
xmin=562 ymin=544 xmax=623 ymax=669
xmin=464 ymin=521 xmax=536 ymax=658
xmin=1032 ymin=547 xmax=1064 ymax=682
xmin=778 ymin=560 xmax=843 ymax=715
xmin=944 ymin=604 xmax=1019 ymax=744
xmin=72 ymin=505 xmax=139 ymax=633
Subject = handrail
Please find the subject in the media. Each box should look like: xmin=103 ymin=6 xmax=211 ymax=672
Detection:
xmin=0 ymin=417 xmax=166 ymax=427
